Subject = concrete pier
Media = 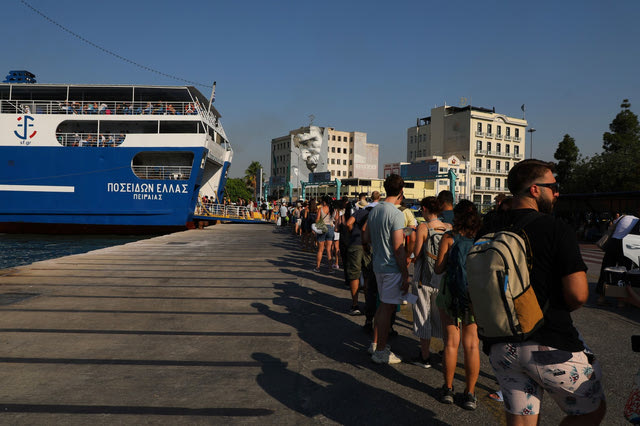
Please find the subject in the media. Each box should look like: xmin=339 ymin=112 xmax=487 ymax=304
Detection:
xmin=0 ymin=225 xmax=638 ymax=425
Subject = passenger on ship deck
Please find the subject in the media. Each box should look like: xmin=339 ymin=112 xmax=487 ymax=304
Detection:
xmin=185 ymin=103 xmax=195 ymax=115
xmin=99 ymin=103 xmax=108 ymax=114
xmin=143 ymin=103 xmax=153 ymax=114
xmin=78 ymin=134 xmax=87 ymax=147
xmin=167 ymin=104 xmax=176 ymax=115
xmin=153 ymin=102 xmax=164 ymax=115
xmin=71 ymin=102 xmax=80 ymax=114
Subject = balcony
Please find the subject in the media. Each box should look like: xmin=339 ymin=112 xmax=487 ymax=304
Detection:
xmin=513 ymin=136 xmax=521 ymax=142
xmin=471 ymin=167 xmax=508 ymax=176
xmin=485 ymin=132 xmax=494 ymax=138
xmin=475 ymin=149 xmax=487 ymax=156
xmin=504 ymin=135 xmax=512 ymax=141
xmin=495 ymin=134 xmax=503 ymax=140
xmin=512 ymin=153 xmax=523 ymax=160
xmin=473 ymin=185 xmax=495 ymax=192
xmin=475 ymin=131 xmax=484 ymax=137
xmin=486 ymin=150 xmax=512 ymax=159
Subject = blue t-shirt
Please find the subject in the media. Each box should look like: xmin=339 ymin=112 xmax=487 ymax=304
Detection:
xmin=367 ymin=201 xmax=405 ymax=274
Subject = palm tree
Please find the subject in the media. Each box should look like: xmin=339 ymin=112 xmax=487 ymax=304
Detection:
xmin=244 ymin=161 xmax=263 ymax=197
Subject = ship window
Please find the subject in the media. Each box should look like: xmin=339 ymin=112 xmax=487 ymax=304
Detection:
xmin=131 ymin=151 xmax=194 ymax=180
xmin=160 ymin=121 xmax=202 ymax=133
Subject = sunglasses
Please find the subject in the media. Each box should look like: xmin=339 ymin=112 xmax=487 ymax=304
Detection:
xmin=533 ymin=182 xmax=560 ymax=193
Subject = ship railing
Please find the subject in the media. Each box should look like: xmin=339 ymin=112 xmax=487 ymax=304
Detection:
xmin=56 ymin=132 xmax=127 ymax=147
xmin=131 ymin=165 xmax=191 ymax=180
xmin=195 ymin=202 xmax=263 ymax=221
xmin=0 ymin=100 xmax=202 ymax=116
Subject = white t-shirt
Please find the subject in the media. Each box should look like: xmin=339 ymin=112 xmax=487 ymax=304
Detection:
xmin=613 ymin=215 xmax=639 ymax=239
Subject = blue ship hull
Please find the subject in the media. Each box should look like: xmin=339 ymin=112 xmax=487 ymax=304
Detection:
xmin=0 ymin=146 xmax=207 ymax=233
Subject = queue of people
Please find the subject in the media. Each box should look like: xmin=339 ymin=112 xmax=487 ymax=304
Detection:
xmin=274 ymin=159 xmax=607 ymax=425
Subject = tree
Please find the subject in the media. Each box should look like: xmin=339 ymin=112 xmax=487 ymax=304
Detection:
xmin=225 ymin=178 xmax=253 ymax=202
xmin=602 ymin=99 xmax=640 ymax=153
xmin=244 ymin=161 xmax=264 ymax=197
xmin=553 ymin=134 xmax=579 ymax=185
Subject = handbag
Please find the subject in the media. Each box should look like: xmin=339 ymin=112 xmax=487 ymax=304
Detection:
xmin=597 ymin=217 xmax=624 ymax=250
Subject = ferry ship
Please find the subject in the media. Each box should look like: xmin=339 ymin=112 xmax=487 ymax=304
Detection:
xmin=0 ymin=74 xmax=232 ymax=233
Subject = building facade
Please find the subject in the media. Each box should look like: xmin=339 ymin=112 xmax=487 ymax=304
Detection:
xmin=270 ymin=126 xmax=378 ymax=199
xmin=407 ymin=105 xmax=527 ymax=207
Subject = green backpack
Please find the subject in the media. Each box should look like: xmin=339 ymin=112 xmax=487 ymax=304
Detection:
xmin=466 ymin=212 xmax=546 ymax=343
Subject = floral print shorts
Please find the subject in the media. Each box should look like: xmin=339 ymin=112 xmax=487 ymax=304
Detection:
xmin=489 ymin=341 xmax=605 ymax=416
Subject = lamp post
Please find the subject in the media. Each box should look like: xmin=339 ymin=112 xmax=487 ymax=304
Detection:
xmin=527 ymin=128 xmax=536 ymax=159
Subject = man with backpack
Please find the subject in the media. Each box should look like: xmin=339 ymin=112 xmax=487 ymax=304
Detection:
xmin=468 ymin=159 xmax=605 ymax=425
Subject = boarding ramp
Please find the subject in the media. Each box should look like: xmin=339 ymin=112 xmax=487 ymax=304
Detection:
xmin=193 ymin=202 xmax=270 ymax=224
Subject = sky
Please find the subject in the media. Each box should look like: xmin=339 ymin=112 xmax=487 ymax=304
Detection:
xmin=2 ymin=0 xmax=640 ymax=178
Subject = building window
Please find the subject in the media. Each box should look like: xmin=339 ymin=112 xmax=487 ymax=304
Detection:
xmin=476 ymin=140 xmax=482 ymax=151
xmin=331 ymin=147 xmax=335 ymax=153
xmin=332 ymin=135 xmax=336 ymax=141
xmin=506 ymin=144 xmax=510 ymax=154
xmin=515 ymin=128 xmax=520 ymax=138
xmin=475 ymin=177 xmax=481 ymax=186
xmin=497 ymin=125 xmax=502 ymax=136
xmin=514 ymin=145 xmax=520 ymax=155
xmin=485 ymin=177 xmax=491 ymax=188
xmin=343 ymin=160 xmax=346 ymax=165
xmin=331 ymin=170 xmax=335 ymax=176
xmin=504 ymin=178 xmax=508 ymax=188
xmin=487 ymin=142 xmax=492 ymax=152
xmin=350 ymin=149 xmax=353 ymax=154
xmin=349 ymin=171 xmax=353 ymax=177
xmin=337 ymin=147 xmax=341 ymax=153
xmin=487 ymin=124 xmax=492 ymax=134
xmin=496 ymin=161 xmax=501 ymax=171
xmin=486 ymin=159 xmax=491 ymax=169
xmin=497 ymin=143 xmax=501 ymax=153
xmin=477 ymin=123 xmax=482 ymax=132
xmin=331 ymin=159 xmax=335 ymax=164
xmin=495 ymin=178 xmax=501 ymax=188
xmin=476 ymin=159 xmax=481 ymax=169
xmin=505 ymin=161 xmax=510 ymax=171
xmin=349 ymin=160 xmax=352 ymax=165
xmin=506 ymin=127 xmax=511 ymax=137
xmin=338 ymin=136 xmax=341 ymax=141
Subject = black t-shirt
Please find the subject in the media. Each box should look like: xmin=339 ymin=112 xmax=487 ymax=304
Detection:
xmin=349 ymin=207 xmax=372 ymax=246
xmin=477 ymin=208 xmax=587 ymax=353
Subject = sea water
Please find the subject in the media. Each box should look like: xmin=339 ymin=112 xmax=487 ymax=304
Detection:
xmin=0 ymin=234 xmax=155 ymax=270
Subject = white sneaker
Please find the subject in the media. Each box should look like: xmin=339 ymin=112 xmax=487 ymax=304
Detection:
xmin=371 ymin=347 xmax=402 ymax=364
xmin=367 ymin=342 xmax=391 ymax=355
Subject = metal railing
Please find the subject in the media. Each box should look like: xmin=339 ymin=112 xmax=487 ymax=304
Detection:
xmin=195 ymin=202 xmax=264 ymax=221
xmin=131 ymin=165 xmax=191 ymax=180
xmin=0 ymin=99 xmax=203 ymax=116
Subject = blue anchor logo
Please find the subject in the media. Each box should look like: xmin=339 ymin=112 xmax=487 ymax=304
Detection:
xmin=14 ymin=115 xmax=37 ymax=145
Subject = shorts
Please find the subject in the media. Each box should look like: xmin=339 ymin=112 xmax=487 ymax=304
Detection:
xmin=316 ymin=225 xmax=335 ymax=243
xmin=296 ymin=218 xmax=302 ymax=226
xmin=346 ymin=245 xmax=371 ymax=280
xmin=489 ymin=341 xmax=605 ymax=416
xmin=375 ymin=272 xmax=404 ymax=304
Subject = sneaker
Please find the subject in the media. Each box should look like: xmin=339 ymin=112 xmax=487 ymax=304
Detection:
xmin=313 ymin=267 xmax=320 ymax=273
xmin=462 ymin=392 xmax=478 ymax=410
xmin=439 ymin=385 xmax=454 ymax=404
xmin=349 ymin=306 xmax=362 ymax=316
xmin=367 ymin=342 xmax=390 ymax=355
xmin=371 ymin=347 xmax=402 ymax=364
xmin=410 ymin=354 xmax=432 ymax=368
